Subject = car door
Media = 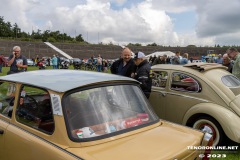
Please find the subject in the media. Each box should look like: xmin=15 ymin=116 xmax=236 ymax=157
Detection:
xmin=4 ymin=84 xmax=66 ymax=160
xmin=149 ymin=70 xmax=169 ymax=119
xmin=0 ymin=118 xmax=10 ymax=160
xmin=0 ymin=82 xmax=17 ymax=159
xmin=150 ymin=70 xmax=204 ymax=124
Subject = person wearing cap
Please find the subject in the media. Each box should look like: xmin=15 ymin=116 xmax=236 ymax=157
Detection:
xmin=133 ymin=51 xmax=152 ymax=99
xmin=110 ymin=47 xmax=136 ymax=77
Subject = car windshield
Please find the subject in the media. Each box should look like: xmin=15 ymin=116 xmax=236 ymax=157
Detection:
xmin=63 ymin=84 xmax=158 ymax=141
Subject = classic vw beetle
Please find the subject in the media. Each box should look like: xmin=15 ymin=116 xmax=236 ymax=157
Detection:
xmin=0 ymin=70 xmax=212 ymax=160
xmin=149 ymin=63 xmax=240 ymax=146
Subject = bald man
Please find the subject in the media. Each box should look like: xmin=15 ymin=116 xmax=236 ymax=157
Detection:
xmin=110 ymin=47 xmax=136 ymax=77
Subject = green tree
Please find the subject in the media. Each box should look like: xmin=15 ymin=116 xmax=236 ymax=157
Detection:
xmin=147 ymin=43 xmax=157 ymax=46
xmin=12 ymin=23 xmax=21 ymax=38
xmin=75 ymin=34 xmax=84 ymax=42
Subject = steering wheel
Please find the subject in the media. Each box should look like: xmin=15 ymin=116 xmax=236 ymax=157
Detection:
xmin=24 ymin=95 xmax=38 ymax=109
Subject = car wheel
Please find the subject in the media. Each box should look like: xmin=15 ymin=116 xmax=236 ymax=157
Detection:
xmin=193 ymin=117 xmax=225 ymax=146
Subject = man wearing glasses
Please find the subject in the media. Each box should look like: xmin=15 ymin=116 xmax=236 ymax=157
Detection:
xmin=7 ymin=46 xmax=28 ymax=75
xmin=226 ymin=47 xmax=240 ymax=79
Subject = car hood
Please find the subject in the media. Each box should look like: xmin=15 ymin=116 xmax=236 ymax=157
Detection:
xmin=67 ymin=121 xmax=203 ymax=160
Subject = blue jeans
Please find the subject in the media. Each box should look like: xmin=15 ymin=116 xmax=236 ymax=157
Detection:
xmin=53 ymin=65 xmax=58 ymax=69
xmin=97 ymin=65 xmax=102 ymax=72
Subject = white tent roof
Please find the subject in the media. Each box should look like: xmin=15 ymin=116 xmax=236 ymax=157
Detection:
xmin=146 ymin=51 xmax=175 ymax=57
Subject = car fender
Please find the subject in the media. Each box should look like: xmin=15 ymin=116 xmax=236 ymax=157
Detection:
xmin=182 ymin=103 xmax=240 ymax=143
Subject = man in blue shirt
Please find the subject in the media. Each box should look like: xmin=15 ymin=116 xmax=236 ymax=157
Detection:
xmin=7 ymin=46 xmax=28 ymax=75
xmin=215 ymin=54 xmax=223 ymax=64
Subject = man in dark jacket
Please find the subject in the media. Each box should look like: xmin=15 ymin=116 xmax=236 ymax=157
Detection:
xmin=110 ymin=47 xmax=136 ymax=77
xmin=133 ymin=51 xmax=152 ymax=99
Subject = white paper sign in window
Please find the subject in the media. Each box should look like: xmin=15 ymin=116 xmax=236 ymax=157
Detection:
xmin=51 ymin=94 xmax=63 ymax=116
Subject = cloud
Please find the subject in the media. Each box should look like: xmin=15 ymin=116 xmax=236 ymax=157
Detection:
xmin=195 ymin=0 xmax=240 ymax=37
xmin=0 ymin=0 xmax=240 ymax=46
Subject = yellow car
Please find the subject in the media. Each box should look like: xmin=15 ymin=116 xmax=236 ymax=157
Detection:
xmin=0 ymin=70 xmax=212 ymax=160
xmin=149 ymin=63 xmax=240 ymax=146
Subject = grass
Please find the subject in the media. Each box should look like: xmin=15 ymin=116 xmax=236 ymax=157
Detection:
xmin=210 ymin=149 xmax=240 ymax=160
xmin=0 ymin=65 xmax=76 ymax=76
xmin=1 ymin=66 xmax=240 ymax=159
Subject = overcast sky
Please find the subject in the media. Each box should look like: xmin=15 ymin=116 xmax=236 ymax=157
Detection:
xmin=1 ymin=0 xmax=240 ymax=47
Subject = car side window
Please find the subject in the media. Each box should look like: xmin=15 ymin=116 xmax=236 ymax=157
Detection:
xmin=152 ymin=71 xmax=168 ymax=88
xmin=171 ymin=72 xmax=201 ymax=92
xmin=15 ymin=85 xmax=54 ymax=134
xmin=0 ymin=82 xmax=16 ymax=118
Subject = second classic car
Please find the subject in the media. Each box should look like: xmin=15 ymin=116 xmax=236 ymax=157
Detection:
xmin=149 ymin=63 xmax=240 ymax=146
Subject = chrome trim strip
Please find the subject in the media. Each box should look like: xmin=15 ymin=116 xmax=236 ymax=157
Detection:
xmin=152 ymin=90 xmax=209 ymax=102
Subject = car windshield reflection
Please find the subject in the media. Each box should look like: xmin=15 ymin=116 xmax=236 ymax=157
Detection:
xmin=63 ymin=85 xmax=158 ymax=141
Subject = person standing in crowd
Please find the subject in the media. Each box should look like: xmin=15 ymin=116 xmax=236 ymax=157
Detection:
xmin=226 ymin=47 xmax=240 ymax=78
xmin=133 ymin=51 xmax=152 ymax=99
xmin=152 ymin=54 xmax=168 ymax=65
xmin=56 ymin=54 xmax=60 ymax=69
xmin=51 ymin=55 xmax=58 ymax=69
xmin=150 ymin=55 xmax=157 ymax=65
xmin=215 ymin=54 xmax=223 ymax=64
xmin=7 ymin=46 xmax=28 ymax=75
xmin=47 ymin=57 xmax=51 ymax=66
xmin=189 ymin=57 xmax=193 ymax=63
xmin=110 ymin=47 xmax=136 ymax=77
xmin=97 ymin=54 xmax=103 ymax=72
xmin=0 ymin=54 xmax=7 ymax=73
xmin=222 ymin=53 xmax=233 ymax=73
xmin=171 ymin=51 xmax=181 ymax=65
xmin=166 ymin=56 xmax=171 ymax=64
xmin=180 ymin=53 xmax=189 ymax=65
xmin=148 ymin=56 xmax=153 ymax=64
xmin=103 ymin=59 xmax=108 ymax=72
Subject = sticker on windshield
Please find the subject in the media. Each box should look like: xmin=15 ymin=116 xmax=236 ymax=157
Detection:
xmin=50 ymin=94 xmax=63 ymax=116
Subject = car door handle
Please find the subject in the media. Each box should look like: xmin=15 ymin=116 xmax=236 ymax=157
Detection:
xmin=0 ymin=129 xmax=4 ymax=134
xmin=159 ymin=92 xmax=166 ymax=97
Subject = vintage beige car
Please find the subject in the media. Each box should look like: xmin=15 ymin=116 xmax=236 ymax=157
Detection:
xmin=0 ymin=70 xmax=212 ymax=160
xmin=149 ymin=63 xmax=240 ymax=146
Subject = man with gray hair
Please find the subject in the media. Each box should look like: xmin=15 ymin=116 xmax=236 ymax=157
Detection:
xmin=133 ymin=51 xmax=152 ymax=99
xmin=226 ymin=47 xmax=240 ymax=79
xmin=7 ymin=46 xmax=28 ymax=75
xmin=222 ymin=53 xmax=232 ymax=73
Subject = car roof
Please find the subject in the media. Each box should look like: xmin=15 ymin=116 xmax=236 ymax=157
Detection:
xmin=0 ymin=70 xmax=138 ymax=92
xmin=152 ymin=63 xmax=227 ymax=73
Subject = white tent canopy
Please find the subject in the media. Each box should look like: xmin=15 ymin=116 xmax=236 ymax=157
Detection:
xmin=146 ymin=51 xmax=175 ymax=58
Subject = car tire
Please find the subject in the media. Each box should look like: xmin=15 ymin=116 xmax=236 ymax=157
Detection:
xmin=192 ymin=117 xmax=225 ymax=146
